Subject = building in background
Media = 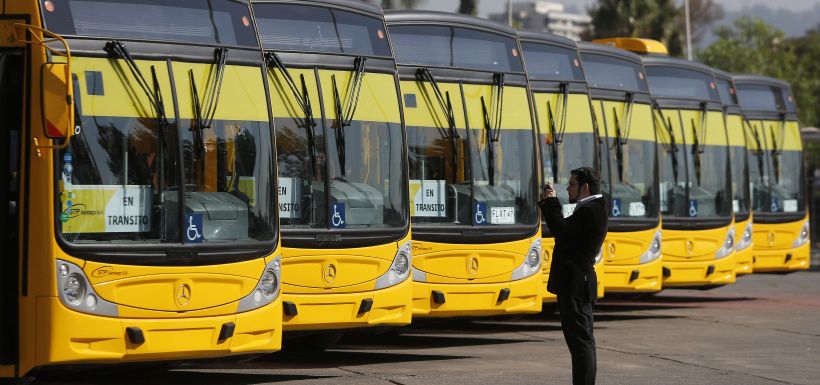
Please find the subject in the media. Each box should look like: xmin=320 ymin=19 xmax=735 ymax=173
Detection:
xmin=489 ymin=1 xmax=591 ymax=41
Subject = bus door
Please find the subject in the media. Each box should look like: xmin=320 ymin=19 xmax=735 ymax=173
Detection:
xmin=0 ymin=48 xmax=24 ymax=374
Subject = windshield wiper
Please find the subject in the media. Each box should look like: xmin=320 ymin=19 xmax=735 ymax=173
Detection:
xmin=104 ymin=40 xmax=171 ymax=237
xmin=416 ymin=67 xmax=460 ymax=180
xmin=265 ymin=51 xmax=316 ymax=128
xmin=690 ymin=118 xmax=703 ymax=184
xmin=770 ymin=115 xmax=787 ymax=183
xmin=546 ymin=100 xmax=560 ymax=183
xmin=743 ymin=119 xmax=766 ymax=185
xmin=331 ymin=56 xmax=367 ymax=176
xmin=652 ymin=100 xmax=679 ymax=185
xmin=265 ymin=51 xmax=318 ymax=176
xmin=480 ymin=72 xmax=505 ymax=186
xmin=188 ymin=47 xmax=229 ymax=184
xmin=104 ymin=41 xmax=168 ymax=125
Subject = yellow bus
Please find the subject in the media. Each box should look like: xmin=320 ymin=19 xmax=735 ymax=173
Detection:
xmin=2 ymin=0 xmax=282 ymax=378
xmin=643 ymin=56 xmax=737 ymax=288
xmin=517 ymin=32 xmax=604 ymax=302
xmin=251 ymin=0 xmax=412 ymax=333
xmin=714 ymin=69 xmax=754 ymax=275
xmin=386 ymin=11 xmax=542 ymax=317
xmin=577 ymin=42 xmax=663 ymax=293
xmin=734 ymin=75 xmax=810 ymax=272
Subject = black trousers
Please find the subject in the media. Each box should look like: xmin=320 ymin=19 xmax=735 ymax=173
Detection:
xmin=557 ymin=295 xmax=596 ymax=385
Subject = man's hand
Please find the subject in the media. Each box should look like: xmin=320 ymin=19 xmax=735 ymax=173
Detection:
xmin=541 ymin=181 xmax=557 ymax=200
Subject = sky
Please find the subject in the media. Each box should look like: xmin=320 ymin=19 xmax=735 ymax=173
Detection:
xmin=417 ymin=0 xmax=820 ymax=18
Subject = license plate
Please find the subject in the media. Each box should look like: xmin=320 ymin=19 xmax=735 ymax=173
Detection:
xmin=490 ymin=207 xmax=515 ymax=224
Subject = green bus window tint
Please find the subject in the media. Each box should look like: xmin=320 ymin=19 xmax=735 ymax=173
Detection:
xmin=181 ymin=119 xmax=277 ymax=242
xmin=603 ymin=139 xmax=659 ymax=218
xmin=407 ymin=127 xmax=471 ymax=225
xmin=580 ymin=53 xmax=648 ymax=92
xmin=645 ymin=66 xmax=719 ymax=101
xmin=43 ymin=0 xmax=258 ymax=47
xmin=521 ymin=43 xmax=584 ymax=81
xmin=716 ymin=79 xmax=738 ymax=106
xmin=541 ymin=132 xmax=595 ymax=205
xmin=326 ymin=121 xmax=407 ymax=229
xmin=390 ymin=26 xmax=524 ymax=73
xmin=730 ymin=146 xmax=750 ymax=214
xmin=736 ymin=84 xmax=779 ymax=111
xmin=469 ymin=129 xmax=538 ymax=226
xmin=59 ymin=115 xmax=180 ymax=242
xmin=253 ymin=4 xmax=391 ymax=57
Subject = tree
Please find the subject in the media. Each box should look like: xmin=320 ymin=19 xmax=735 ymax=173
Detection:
xmin=458 ymin=0 xmax=477 ymax=16
xmin=698 ymin=18 xmax=818 ymax=127
xmin=381 ymin=0 xmax=423 ymax=10
xmin=584 ymin=0 xmax=684 ymax=57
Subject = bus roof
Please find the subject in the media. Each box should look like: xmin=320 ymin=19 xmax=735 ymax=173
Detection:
xmin=576 ymin=41 xmax=643 ymax=64
xmin=384 ymin=10 xmax=516 ymax=37
xmin=641 ymin=56 xmax=717 ymax=77
xmin=712 ymin=68 xmax=733 ymax=82
xmin=516 ymin=30 xmax=577 ymax=49
xmin=733 ymin=74 xmax=792 ymax=91
xmin=251 ymin=0 xmax=383 ymax=16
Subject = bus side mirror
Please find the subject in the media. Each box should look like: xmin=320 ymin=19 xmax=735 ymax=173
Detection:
xmin=41 ymin=62 xmax=74 ymax=140
xmin=13 ymin=23 xmax=74 ymax=149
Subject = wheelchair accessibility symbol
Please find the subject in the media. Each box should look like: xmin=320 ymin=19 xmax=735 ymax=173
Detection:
xmin=770 ymin=198 xmax=779 ymax=212
xmin=611 ymin=198 xmax=622 ymax=217
xmin=688 ymin=200 xmax=698 ymax=217
xmin=474 ymin=202 xmax=487 ymax=225
xmin=185 ymin=213 xmax=204 ymax=243
xmin=330 ymin=203 xmax=346 ymax=228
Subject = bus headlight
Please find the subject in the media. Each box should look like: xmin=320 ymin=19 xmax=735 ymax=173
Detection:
xmin=735 ymin=222 xmax=753 ymax=251
xmin=511 ymin=239 xmax=541 ymax=280
xmin=375 ymin=241 xmax=412 ymax=289
xmin=56 ymin=260 xmax=118 ymax=317
xmin=63 ymin=274 xmax=86 ymax=306
xmin=639 ymin=231 xmax=662 ymax=264
xmin=715 ymin=229 xmax=735 ymax=259
xmin=237 ymin=256 xmax=281 ymax=313
xmin=793 ymin=221 xmax=810 ymax=248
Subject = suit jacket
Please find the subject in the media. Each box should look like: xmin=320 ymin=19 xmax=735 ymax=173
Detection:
xmin=539 ymin=196 xmax=608 ymax=301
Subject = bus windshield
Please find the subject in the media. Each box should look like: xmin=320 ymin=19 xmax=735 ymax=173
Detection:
xmin=581 ymin=53 xmax=648 ymax=92
xmin=660 ymin=113 xmax=731 ymax=220
xmin=42 ymin=0 xmax=258 ymax=47
xmin=521 ymin=42 xmax=584 ymax=81
xmin=253 ymin=3 xmax=391 ymax=57
xmin=599 ymin=103 xmax=658 ymax=220
xmin=763 ymin=121 xmax=805 ymax=214
xmin=726 ymin=117 xmax=750 ymax=216
xmin=645 ymin=66 xmax=719 ymax=101
xmin=390 ymin=25 xmax=524 ymax=73
xmin=274 ymin=72 xmax=407 ymax=230
xmin=59 ymin=57 xmax=276 ymax=247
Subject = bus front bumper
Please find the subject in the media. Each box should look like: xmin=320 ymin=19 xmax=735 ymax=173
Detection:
xmin=753 ymin=242 xmax=810 ymax=272
xmin=36 ymin=297 xmax=281 ymax=366
xmin=602 ymin=257 xmax=663 ymax=293
xmin=734 ymin=246 xmax=754 ymax=275
xmin=662 ymin=256 xmax=737 ymax=287
xmin=282 ymin=279 xmax=412 ymax=332
xmin=412 ymin=273 xmax=542 ymax=317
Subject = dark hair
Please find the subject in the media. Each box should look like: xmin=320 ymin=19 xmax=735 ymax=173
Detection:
xmin=571 ymin=167 xmax=600 ymax=195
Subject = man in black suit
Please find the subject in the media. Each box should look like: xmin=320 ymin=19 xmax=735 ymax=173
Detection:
xmin=540 ymin=167 xmax=608 ymax=385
